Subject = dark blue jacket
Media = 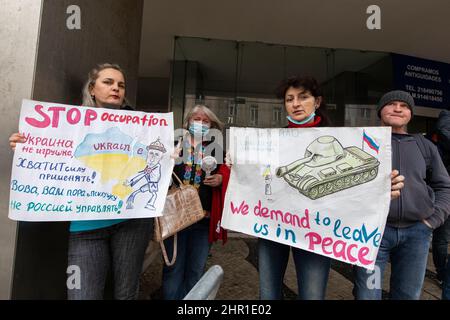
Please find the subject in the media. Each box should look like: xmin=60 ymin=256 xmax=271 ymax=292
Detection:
xmin=388 ymin=133 xmax=450 ymax=229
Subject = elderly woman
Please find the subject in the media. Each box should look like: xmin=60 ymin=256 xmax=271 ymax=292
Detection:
xmin=9 ymin=63 xmax=153 ymax=300
xmin=161 ymin=104 xmax=230 ymax=300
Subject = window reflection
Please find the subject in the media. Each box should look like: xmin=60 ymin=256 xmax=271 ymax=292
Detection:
xmin=171 ymin=37 xmax=392 ymax=129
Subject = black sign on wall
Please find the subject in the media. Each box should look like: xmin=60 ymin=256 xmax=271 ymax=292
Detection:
xmin=393 ymin=53 xmax=450 ymax=109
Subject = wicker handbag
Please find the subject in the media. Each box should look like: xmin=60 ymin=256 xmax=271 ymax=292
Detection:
xmin=154 ymin=172 xmax=206 ymax=266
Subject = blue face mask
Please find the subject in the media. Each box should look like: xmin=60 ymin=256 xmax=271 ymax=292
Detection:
xmin=189 ymin=122 xmax=210 ymax=136
xmin=287 ymin=112 xmax=316 ymax=125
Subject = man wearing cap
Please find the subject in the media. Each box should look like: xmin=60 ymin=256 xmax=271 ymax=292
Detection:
xmin=353 ymin=90 xmax=450 ymax=300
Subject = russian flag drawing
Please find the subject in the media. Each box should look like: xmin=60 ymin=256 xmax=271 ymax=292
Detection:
xmin=363 ymin=130 xmax=380 ymax=153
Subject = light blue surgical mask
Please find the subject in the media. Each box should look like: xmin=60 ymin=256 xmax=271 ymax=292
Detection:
xmin=189 ymin=122 xmax=210 ymax=136
xmin=287 ymin=112 xmax=316 ymax=125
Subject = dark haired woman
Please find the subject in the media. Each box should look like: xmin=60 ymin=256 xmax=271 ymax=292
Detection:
xmin=258 ymin=76 xmax=404 ymax=300
xmin=9 ymin=63 xmax=153 ymax=300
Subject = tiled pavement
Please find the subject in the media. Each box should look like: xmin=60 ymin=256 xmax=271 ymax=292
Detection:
xmin=139 ymin=233 xmax=444 ymax=300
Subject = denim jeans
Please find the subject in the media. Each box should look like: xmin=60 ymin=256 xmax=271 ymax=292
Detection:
xmin=67 ymin=218 xmax=153 ymax=300
xmin=162 ymin=220 xmax=211 ymax=300
xmin=353 ymin=221 xmax=432 ymax=300
xmin=432 ymin=217 xmax=450 ymax=282
xmin=258 ymin=238 xmax=331 ymax=300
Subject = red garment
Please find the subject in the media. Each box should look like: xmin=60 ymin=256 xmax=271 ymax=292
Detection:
xmin=287 ymin=115 xmax=322 ymax=128
xmin=209 ymin=164 xmax=230 ymax=244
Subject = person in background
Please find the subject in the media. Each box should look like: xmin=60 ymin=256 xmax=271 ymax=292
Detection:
xmin=161 ymin=104 xmax=230 ymax=300
xmin=9 ymin=63 xmax=153 ymax=300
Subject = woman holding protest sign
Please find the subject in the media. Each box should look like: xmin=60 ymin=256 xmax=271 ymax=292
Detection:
xmin=257 ymin=76 xmax=332 ymax=300
xmin=162 ymin=104 xmax=230 ymax=300
xmin=9 ymin=63 xmax=153 ymax=300
xmin=256 ymin=76 xmax=405 ymax=300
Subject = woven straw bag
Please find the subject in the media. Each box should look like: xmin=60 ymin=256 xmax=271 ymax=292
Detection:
xmin=154 ymin=173 xmax=206 ymax=266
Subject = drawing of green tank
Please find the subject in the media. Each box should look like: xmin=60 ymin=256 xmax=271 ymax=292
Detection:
xmin=276 ymin=136 xmax=380 ymax=200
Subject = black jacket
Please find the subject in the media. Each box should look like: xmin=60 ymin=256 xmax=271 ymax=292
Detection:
xmin=388 ymin=133 xmax=450 ymax=229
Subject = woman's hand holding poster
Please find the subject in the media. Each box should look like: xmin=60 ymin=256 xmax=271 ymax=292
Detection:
xmin=221 ymin=127 xmax=392 ymax=269
xmin=9 ymin=99 xmax=174 ymax=221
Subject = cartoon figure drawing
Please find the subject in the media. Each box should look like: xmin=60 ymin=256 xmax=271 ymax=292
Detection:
xmin=276 ymin=135 xmax=379 ymax=200
xmin=125 ymin=138 xmax=167 ymax=210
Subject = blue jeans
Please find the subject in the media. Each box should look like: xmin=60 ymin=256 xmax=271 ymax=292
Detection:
xmin=432 ymin=217 xmax=450 ymax=282
xmin=67 ymin=218 xmax=153 ymax=300
xmin=258 ymin=238 xmax=331 ymax=300
xmin=353 ymin=222 xmax=432 ymax=300
xmin=162 ymin=221 xmax=211 ymax=300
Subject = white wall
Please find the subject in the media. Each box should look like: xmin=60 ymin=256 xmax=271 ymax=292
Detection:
xmin=0 ymin=0 xmax=43 ymax=299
